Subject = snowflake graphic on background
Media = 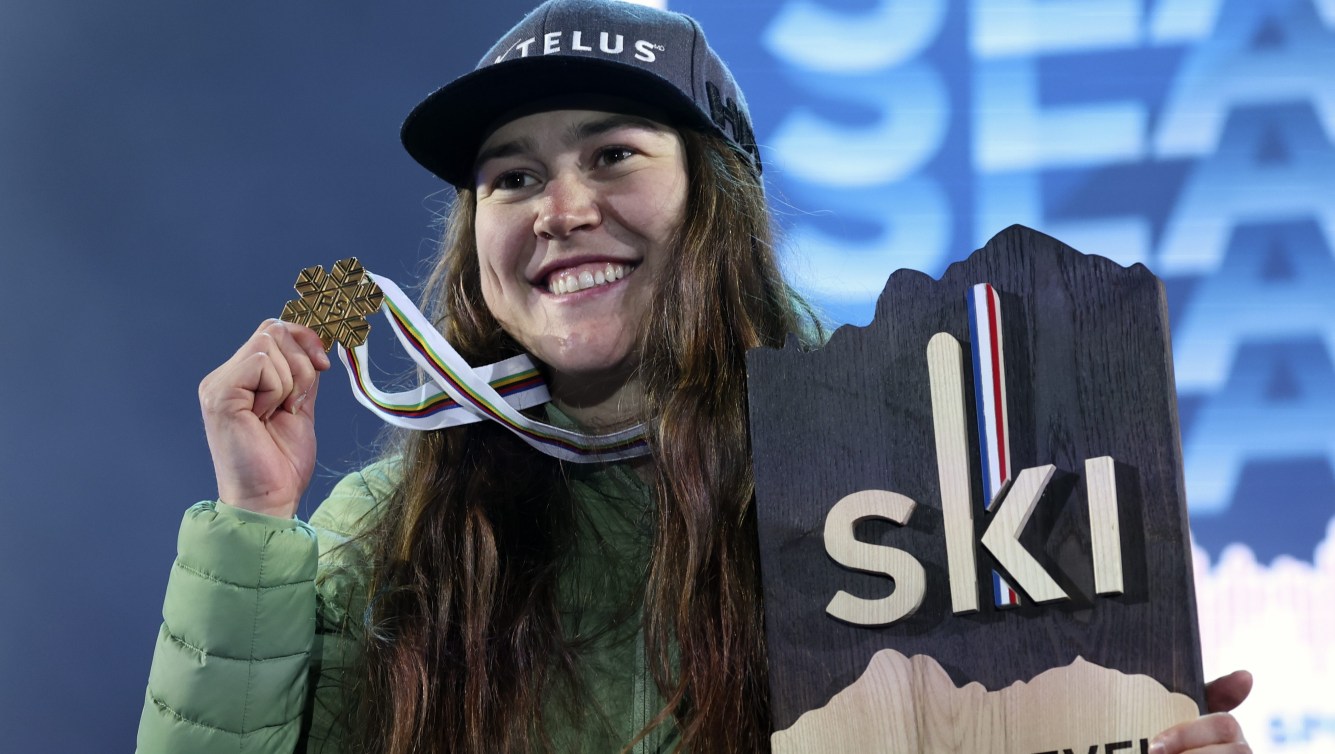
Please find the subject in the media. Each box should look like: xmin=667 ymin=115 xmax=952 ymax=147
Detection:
xmin=279 ymin=258 xmax=384 ymax=351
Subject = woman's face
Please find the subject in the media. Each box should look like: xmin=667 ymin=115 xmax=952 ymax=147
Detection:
xmin=473 ymin=109 xmax=688 ymax=389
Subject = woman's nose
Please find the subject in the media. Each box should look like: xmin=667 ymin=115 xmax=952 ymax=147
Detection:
xmin=534 ymin=173 xmax=601 ymax=240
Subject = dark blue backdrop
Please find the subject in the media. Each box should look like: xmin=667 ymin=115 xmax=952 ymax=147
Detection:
xmin=0 ymin=3 xmax=537 ymax=750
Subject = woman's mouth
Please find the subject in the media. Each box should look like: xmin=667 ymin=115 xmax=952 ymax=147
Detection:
xmin=546 ymin=262 xmax=633 ymax=296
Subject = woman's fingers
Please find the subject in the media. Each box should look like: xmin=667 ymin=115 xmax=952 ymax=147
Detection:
xmin=272 ymin=321 xmax=331 ymax=413
xmin=294 ymin=365 xmax=321 ymax=417
xmin=197 ymin=319 xmax=332 ymax=518
xmin=262 ymin=322 xmax=318 ymax=414
xmin=197 ymin=319 xmax=330 ymax=431
xmin=290 ymin=321 xmax=332 ymax=368
xmin=251 ymin=331 xmax=295 ymax=419
xmin=1151 ymin=713 xmax=1249 ymax=754
xmin=244 ymin=349 xmax=286 ymax=420
xmin=1150 ymin=671 xmax=1252 ymax=754
xmin=1205 ymin=670 xmax=1253 ymax=714
xmin=224 ymin=320 xmax=328 ymax=419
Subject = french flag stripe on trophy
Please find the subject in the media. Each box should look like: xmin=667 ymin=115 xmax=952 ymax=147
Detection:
xmin=968 ymin=283 xmax=1021 ymax=608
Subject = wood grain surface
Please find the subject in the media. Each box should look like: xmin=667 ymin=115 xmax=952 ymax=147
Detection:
xmin=771 ymin=651 xmax=1198 ymax=754
xmin=747 ymin=225 xmax=1204 ymax=735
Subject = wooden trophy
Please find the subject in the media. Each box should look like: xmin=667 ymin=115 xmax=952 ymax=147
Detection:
xmin=748 ymin=225 xmax=1204 ymax=754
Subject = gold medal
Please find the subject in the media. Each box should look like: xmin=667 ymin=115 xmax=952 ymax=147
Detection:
xmin=279 ymin=257 xmax=384 ymax=351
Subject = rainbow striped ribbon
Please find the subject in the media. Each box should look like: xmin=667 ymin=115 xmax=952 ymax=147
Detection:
xmin=968 ymin=283 xmax=1021 ymax=608
xmin=335 ymin=272 xmax=651 ymax=463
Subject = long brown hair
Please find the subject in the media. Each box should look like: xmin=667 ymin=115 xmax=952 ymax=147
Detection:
xmin=349 ymin=127 xmax=821 ymax=753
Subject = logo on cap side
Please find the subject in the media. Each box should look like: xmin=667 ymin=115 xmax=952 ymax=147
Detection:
xmin=494 ymin=31 xmax=663 ymax=64
xmin=706 ymin=81 xmax=761 ymax=172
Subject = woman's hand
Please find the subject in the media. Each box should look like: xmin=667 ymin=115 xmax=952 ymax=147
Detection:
xmin=1150 ymin=670 xmax=1253 ymax=753
xmin=198 ymin=319 xmax=330 ymax=518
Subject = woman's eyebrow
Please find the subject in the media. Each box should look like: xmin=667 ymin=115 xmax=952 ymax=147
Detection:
xmin=474 ymin=115 xmax=666 ymax=175
xmin=567 ymin=114 xmax=667 ymax=143
xmin=474 ymin=136 xmax=538 ymax=170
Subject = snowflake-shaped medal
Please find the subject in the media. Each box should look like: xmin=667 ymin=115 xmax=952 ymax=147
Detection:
xmin=279 ymin=257 xmax=384 ymax=351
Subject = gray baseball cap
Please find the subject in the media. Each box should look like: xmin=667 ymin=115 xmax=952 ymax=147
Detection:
xmin=400 ymin=0 xmax=760 ymax=188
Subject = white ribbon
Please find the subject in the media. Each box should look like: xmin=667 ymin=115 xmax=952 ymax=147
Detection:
xmin=336 ymin=272 xmax=651 ymax=463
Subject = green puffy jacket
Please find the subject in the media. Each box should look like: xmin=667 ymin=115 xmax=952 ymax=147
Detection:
xmin=137 ymin=459 xmax=671 ymax=753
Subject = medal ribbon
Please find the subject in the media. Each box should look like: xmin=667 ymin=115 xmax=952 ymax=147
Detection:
xmin=335 ymin=272 xmax=651 ymax=463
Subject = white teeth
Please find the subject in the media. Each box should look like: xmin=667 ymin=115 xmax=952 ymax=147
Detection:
xmin=547 ymin=263 xmax=630 ymax=295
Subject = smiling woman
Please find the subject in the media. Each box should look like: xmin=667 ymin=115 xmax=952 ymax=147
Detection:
xmin=134 ymin=1 xmax=1254 ymax=753
xmin=474 ymin=110 xmax=688 ymax=410
xmin=138 ymin=1 xmax=811 ymax=751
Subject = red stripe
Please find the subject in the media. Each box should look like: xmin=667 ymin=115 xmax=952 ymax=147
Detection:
xmin=390 ymin=312 xmax=643 ymax=455
xmin=987 ymin=286 xmax=1008 ymax=482
xmin=348 ymin=347 xmax=544 ymax=418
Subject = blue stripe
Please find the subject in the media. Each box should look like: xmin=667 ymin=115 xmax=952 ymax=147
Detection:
xmin=967 ymin=287 xmax=993 ymax=504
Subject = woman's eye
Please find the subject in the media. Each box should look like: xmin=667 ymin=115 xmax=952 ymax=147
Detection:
xmin=596 ymin=147 xmax=635 ymax=166
xmin=493 ymin=171 xmax=535 ymax=191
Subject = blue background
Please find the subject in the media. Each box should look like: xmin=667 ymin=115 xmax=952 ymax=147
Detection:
xmin=1 ymin=1 xmax=1331 ymax=751
xmin=673 ymin=0 xmax=1335 ymax=566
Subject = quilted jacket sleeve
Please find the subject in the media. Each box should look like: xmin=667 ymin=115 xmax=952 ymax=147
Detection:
xmin=137 ymin=464 xmax=393 ymax=754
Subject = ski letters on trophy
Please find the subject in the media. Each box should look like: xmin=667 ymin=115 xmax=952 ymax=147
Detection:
xmin=747 ymin=225 xmax=1204 ymax=754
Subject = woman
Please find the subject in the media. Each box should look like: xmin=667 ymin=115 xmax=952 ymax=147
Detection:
xmin=138 ymin=1 xmax=1253 ymax=752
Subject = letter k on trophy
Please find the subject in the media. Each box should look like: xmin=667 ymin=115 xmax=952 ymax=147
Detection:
xmin=748 ymin=226 xmax=1204 ymax=753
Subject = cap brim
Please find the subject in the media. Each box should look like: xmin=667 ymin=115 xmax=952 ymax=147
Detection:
xmin=401 ymin=56 xmax=713 ymax=188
